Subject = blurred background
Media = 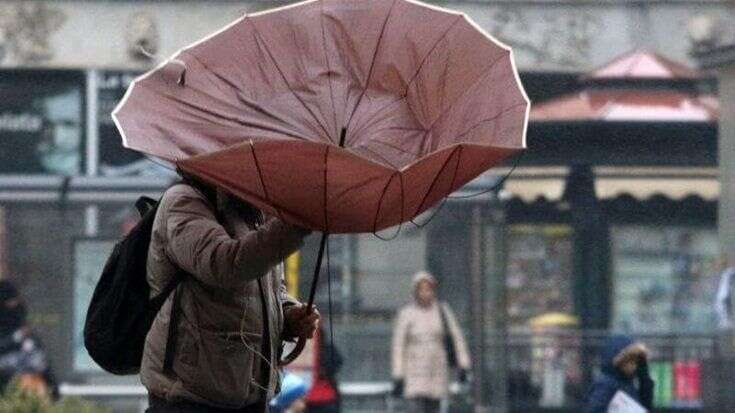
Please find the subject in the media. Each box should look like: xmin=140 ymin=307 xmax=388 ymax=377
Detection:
xmin=1 ymin=0 xmax=735 ymax=412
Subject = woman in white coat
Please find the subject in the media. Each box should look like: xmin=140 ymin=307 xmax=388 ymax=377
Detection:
xmin=391 ymin=271 xmax=471 ymax=413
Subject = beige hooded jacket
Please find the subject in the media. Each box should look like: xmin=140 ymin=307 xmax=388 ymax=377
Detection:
xmin=391 ymin=272 xmax=471 ymax=399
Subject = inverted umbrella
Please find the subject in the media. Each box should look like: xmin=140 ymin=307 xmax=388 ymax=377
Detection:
xmin=113 ymin=0 xmax=529 ymax=362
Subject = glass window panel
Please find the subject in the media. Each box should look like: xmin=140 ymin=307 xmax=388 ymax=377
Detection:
xmin=354 ymin=225 xmax=426 ymax=313
xmin=73 ymin=239 xmax=115 ymax=372
xmin=612 ymin=226 xmax=719 ymax=334
xmin=98 ymin=71 xmax=157 ymax=177
xmin=506 ymin=224 xmax=573 ymax=329
xmin=3 ymin=203 xmax=86 ymax=380
xmin=0 ymin=72 xmax=84 ymax=175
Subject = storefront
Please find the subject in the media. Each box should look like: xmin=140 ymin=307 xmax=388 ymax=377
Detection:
xmin=496 ymin=51 xmax=720 ymax=411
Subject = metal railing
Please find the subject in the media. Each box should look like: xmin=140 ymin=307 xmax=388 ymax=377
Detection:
xmin=494 ymin=331 xmax=716 ymax=411
xmin=59 ymin=382 xmax=395 ymax=413
xmin=57 ymin=331 xmax=720 ymax=412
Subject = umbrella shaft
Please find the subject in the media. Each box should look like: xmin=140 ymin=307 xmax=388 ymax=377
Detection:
xmin=339 ymin=128 xmax=346 ymax=147
xmin=305 ymin=129 xmax=341 ymax=312
xmin=306 ymin=232 xmax=329 ymax=311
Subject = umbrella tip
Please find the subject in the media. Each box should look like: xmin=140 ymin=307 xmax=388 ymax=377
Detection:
xmin=339 ymin=128 xmax=346 ymax=147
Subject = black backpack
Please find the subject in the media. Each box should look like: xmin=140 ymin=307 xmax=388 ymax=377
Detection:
xmin=83 ymin=196 xmax=183 ymax=375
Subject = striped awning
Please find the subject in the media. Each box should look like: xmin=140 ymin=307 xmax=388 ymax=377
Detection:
xmin=500 ymin=167 xmax=719 ymax=202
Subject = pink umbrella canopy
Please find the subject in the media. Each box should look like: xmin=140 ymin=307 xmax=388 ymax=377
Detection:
xmin=113 ymin=0 xmax=529 ymax=234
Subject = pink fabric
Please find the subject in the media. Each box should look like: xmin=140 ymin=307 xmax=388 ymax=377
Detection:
xmin=114 ymin=0 xmax=528 ymax=233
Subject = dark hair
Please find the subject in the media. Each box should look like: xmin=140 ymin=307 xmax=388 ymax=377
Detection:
xmin=176 ymin=168 xmax=217 ymax=206
xmin=176 ymin=168 xmax=263 ymax=224
xmin=0 ymin=280 xmax=19 ymax=302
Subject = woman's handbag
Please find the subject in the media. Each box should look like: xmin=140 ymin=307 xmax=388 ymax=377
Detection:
xmin=439 ymin=303 xmax=458 ymax=368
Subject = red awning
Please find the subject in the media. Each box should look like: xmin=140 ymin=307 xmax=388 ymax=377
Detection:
xmin=586 ymin=49 xmax=701 ymax=80
xmin=531 ymin=90 xmax=718 ymax=122
xmin=531 ymin=50 xmax=718 ymax=122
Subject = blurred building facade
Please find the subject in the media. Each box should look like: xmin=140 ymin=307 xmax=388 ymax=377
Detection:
xmin=0 ymin=1 xmax=733 ymax=412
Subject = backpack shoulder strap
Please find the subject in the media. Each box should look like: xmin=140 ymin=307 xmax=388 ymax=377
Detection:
xmin=162 ymin=275 xmax=184 ymax=376
xmin=148 ymin=269 xmax=187 ymax=375
xmin=135 ymin=196 xmax=158 ymax=217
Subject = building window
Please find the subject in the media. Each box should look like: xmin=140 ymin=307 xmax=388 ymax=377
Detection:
xmin=73 ymin=238 xmax=114 ymax=372
xmin=611 ymin=226 xmax=719 ymax=334
xmin=3 ymin=203 xmax=86 ymax=378
xmin=0 ymin=71 xmax=84 ymax=175
xmin=98 ymin=71 xmax=150 ymax=177
xmin=355 ymin=227 xmax=426 ymax=312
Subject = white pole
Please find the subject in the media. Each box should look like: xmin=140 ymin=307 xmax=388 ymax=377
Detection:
xmin=85 ymin=69 xmax=100 ymax=237
xmin=86 ymin=69 xmax=99 ymax=177
xmin=85 ymin=205 xmax=99 ymax=237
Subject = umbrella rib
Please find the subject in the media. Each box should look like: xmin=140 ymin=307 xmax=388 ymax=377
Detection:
xmin=348 ymin=16 xmax=462 ymax=140
xmin=343 ymin=0 xmax=397 ymax=138
xmin=185 ymin=52 xmax=243 ymax=96
xmin=320 ymin=1 xmax=339 ymax=138
xmin=348 ymin=96 xmax=410 ymax=139
xmin=164 ymin=92 xmax=311 ymax=143
xmin=423 ymin=52 xmax=508 ymax=149
xmin=355 ymin=146 xmax=399 ymax=170
xmin=372 ymin=170 xmax=405 ymax=239
xmin=401 ymin=16 xmax=463 ymax=101
xmin=184 ymin=52 xmax=312 ymax=141
xmin=355 ymin=138 xmax=421 ymax=159
xmin=246 ymin=16 xmax=334 ymax=144
xmin=411 ymin=145 xmax=462 ymax=228
xmin=249 ymin=140 xmax=285 ymax=222
xmin=371 ymin=125 xmax=427 ymax=137
xmin=452 ymin=101 xmax=528 ymax=144
xmin=413 ymin=145 xmax=461 ymax=218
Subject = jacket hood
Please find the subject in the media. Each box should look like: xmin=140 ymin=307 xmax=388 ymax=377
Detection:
xmin=412 ymin=271 xmax=436 ymax=302
xmin=600 ymin=335 xmax=647 ymax=376
xmin=412 ymin=271 xmax=436 ymax=289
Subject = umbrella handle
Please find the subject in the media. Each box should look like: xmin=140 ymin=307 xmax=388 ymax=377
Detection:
xmin=279 ymin=233 xmax=328 ymax=367
xmin=280 ymin=336 xmax=307 ymax=366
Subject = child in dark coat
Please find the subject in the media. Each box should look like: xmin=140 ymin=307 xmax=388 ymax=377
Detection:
xmin=585 ymin=335 xmax=654 ymax=413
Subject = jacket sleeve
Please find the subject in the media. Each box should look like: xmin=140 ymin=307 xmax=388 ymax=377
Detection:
xmin=444 ymin=304 xmax=471 ymax=370
xmin=391 ymin=308 xmax=409 ymax=379
xmin=715 ymin=268 xmax=734 ymax=329
xmin=584 ymin=380 xmax=617 ymax=413
xmin=163 ymin=189 xmax=308 ymax=288
xmin=279 ymin=260 xmax=300 ymax=308
xmin=638 ymin=375 xmax=654 ymax=410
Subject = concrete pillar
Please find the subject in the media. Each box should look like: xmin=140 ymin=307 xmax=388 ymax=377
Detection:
xmin=719 ymin=65 xmax=735 ymax=260
xmin=470 ymin=203 xmax=489 ymax=413
xmin=486 ymin=205 xmax=509 ymax=413
xmin=693 ymin=31 xmax=735 ymax=411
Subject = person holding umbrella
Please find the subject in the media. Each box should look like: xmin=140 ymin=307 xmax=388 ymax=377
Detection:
xmin=112 ymin=1 xmax=529 ymax=410
xmin=391 ymin=271 xmax=470 ymax=413
xmin=142 ymin=175 xmax=319 ymax=413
